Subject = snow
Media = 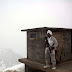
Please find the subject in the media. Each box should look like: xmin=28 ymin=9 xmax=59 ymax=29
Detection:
xmin=3 ymin=63 xmax=24 ymax=72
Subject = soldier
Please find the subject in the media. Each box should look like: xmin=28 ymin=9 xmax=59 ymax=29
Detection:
xmin=44 ymin=30 xmax=58 ymax=69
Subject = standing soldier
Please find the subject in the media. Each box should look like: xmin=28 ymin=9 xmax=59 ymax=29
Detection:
xmin=44 ymin=30 xmax=58 ymax=69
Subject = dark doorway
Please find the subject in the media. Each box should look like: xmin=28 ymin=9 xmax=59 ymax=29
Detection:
xmin=71 ymin=30 xmax=72 ymax=53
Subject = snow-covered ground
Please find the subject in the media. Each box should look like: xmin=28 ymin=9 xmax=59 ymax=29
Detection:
xmin=3 ymin=63 xmax=25 ymax=72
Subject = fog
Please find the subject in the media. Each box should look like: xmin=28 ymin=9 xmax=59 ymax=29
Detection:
xmin=0 ymin=0 xmax=72 ymax=65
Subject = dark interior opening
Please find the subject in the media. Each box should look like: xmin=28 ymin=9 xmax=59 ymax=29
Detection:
xmin=71 ymin=30 xmax=72 ymax=53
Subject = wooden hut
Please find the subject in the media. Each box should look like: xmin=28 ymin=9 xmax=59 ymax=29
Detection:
xmin=19 ymin=27 xmax=72 ymax=72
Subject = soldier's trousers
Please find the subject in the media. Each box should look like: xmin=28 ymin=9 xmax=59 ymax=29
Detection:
xmin=45 ymin=47 xmax=56 ymax=66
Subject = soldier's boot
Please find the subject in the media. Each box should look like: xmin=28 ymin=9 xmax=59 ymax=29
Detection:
xmin=44 ymin=61 xmax=50 ymax=68
xmin=52 ymin=64 xmax=56 ymax=69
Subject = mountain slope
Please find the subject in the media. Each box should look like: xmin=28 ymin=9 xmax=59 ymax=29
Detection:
xmin=0 ymin=48 xmax=23 ymax=71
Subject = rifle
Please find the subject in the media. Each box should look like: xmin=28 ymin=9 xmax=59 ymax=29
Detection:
xmin=45 ymin=37 xmax=51 ymax=53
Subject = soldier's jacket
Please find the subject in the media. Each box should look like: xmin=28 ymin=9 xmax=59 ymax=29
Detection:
xmin=45 ymin=36 xmax=58 ymax=50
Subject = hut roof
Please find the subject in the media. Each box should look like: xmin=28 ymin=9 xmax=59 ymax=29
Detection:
xmin=21 ymin=27 xmax=72 ymax=32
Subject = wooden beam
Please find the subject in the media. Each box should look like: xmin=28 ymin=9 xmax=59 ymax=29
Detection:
xmin=18 ymin=58 xmax=56 ymax=72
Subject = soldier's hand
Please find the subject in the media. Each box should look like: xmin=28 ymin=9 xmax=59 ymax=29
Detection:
xmin=50 ymin=47 xmax=55 ymax=50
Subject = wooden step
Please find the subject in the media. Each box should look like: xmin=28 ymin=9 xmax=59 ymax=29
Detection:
xmin=18 ymin=58 xmax=56 ymax=72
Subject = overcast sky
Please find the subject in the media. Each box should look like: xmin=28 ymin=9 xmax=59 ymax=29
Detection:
xmin=0 ymin=0 xmax=72 ymax=57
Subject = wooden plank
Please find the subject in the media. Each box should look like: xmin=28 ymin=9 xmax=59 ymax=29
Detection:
xmin=19 ymin=58 xmax=72 ymax=72
xmin=18 ymin=58 xmax=56 ymax=72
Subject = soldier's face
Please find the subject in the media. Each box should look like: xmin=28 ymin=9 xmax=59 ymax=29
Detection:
xmin=47 ymin=33 xmax=51 ymax=38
